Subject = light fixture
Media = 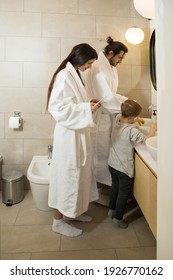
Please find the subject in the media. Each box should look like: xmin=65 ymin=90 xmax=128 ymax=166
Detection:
xmin=133 ymin=0 xmax=155 ymax=19
xmin=125 ymin=26 xmax=144 ymax=45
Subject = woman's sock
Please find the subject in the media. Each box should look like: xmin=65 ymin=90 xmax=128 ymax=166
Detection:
xmin=52 ymin=219 xmax=82 ymax=237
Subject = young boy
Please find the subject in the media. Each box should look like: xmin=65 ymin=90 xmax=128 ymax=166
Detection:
xmin=108 ymin=100 xmax=157 ymax=228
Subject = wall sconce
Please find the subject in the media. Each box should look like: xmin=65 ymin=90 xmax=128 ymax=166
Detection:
xmin=125 ymin=26 xmax=144 ymax=44
xmin=133 ymin=0 xmax=155 ymax=19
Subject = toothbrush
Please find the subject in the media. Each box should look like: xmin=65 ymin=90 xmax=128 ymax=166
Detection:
xmin=95 ymin=96 xmax=104 ymax=106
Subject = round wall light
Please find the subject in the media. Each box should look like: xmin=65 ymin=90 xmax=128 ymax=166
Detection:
xmin=133 ymin=0 xmax=155 ymax=19
xmin=125 ymin=26 xmax=144 ymax=44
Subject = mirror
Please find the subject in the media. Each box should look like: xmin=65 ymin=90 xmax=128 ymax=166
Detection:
xmin=149 ymin=29 xmax=157 ymax=90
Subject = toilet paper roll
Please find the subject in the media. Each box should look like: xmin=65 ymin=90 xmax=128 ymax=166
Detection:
xmin=9 ymin=117 xmax=21 ymax=129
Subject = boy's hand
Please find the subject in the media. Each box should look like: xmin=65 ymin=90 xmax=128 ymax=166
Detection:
xmin=135 ymin=117 xmax=144 ymax=126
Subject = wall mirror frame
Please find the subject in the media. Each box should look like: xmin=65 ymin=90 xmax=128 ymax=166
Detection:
xmin=150 ymin=29 xmax=157 ymax=91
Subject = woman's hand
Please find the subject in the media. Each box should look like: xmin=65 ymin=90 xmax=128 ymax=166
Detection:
xmin=90 ymin=99 xmax=101 ymax=113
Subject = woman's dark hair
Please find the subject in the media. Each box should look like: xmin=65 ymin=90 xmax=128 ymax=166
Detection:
xmin=46 ymin=43 xmax=98 ymax=110
xmin=104 ymin=36 xmax=128 ymax=56
xmin=121 ymin=100 xmax=142 ymax=118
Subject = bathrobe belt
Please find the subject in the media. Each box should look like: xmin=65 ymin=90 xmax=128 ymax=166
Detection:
xmin=80 ymin=133 xmax=87 ymax=167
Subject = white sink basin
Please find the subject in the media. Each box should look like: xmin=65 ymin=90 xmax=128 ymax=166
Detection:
xmin=136 ymin=118 xmax=153 ymax=135
xmin=146 ymin=136 xmax=157 ymax=161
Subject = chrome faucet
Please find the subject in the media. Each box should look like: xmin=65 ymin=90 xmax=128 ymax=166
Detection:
xmin=48 ymin=144 xmax=53 ymax=159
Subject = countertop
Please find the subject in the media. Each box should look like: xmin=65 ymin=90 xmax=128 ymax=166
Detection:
xmin=135 ymin=144 xmax=157 ymax=176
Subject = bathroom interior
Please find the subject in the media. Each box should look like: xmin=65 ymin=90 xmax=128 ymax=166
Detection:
xmin=0 ymin=0 xmax=173 ymax=260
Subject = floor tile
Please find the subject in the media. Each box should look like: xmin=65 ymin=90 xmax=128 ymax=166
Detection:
xmin=1 ymin=225 xmax=61 ymax=253
xmin=0 ymin=202 xmax=21 ymax=226
xmin=19 ymin=190 xmax=35 ymax=206
xmin=31 ymin=249 xmax=117 ymax=260
xmin=60 ymin=222 xmax=140 ymax=251
xmin=132 ymin=217 xmax=156 ymax=246
xmin=15 ymin=204 xmax=53 ymax=225
xmin=0 ymin=190 xmax=157 ymax=260
xmin=1 ymin=252 xmax=31 ymax=260
xmin=115 ymin=246 xmax=156 ymax=260
xmin=86 ymin=202 xmax=110 ymax=223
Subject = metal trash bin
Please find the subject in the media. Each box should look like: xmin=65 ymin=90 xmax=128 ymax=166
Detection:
xmin=2 ymin=170 xmax=24 ymax=206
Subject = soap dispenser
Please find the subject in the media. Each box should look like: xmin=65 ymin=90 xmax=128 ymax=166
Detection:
xmin=152 ymin=108 xmax=157 ymax=123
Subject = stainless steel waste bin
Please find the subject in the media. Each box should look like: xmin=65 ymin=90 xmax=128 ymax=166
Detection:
xmin=2 ymin=170 xmax=24 ymax=206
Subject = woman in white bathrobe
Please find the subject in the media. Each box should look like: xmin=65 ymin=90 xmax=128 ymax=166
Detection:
xmin=47 ymin=44 xmax=100 ymax=237
xmin=85 ymin=36 xmax=128 ymax=202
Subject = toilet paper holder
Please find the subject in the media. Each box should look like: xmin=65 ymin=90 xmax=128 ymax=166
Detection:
xmin=9 ymin=111 xmax=23 ymax=130
xmin=14 ymin=111 xmax=21 ymax=117
xmin=15 ymin=111 xmax=23 ymax=129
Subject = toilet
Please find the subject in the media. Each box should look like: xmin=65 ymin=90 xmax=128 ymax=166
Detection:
xmin=27 ymin=156 xmax=52 ymax=211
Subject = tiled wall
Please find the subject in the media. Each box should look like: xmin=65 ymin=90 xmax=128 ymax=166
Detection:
xmin=0 ymin=0 xmax=151 ymax=188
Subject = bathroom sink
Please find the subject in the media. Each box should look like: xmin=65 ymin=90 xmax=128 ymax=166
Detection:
xmin=146 ymin=136 xmax=157 ymax=161
xmin=136 ymin=118 xmax=153 ymax=135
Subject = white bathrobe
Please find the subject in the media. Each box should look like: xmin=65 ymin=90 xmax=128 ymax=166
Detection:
xmin=85 ymin=51 xmax=127 ymax=186
xmin=48 ymin=62 xmax=98 ymax=218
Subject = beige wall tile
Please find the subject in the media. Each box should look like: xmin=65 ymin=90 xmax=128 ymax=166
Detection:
xmin=96 ymin=16 xmax=130 ymax=41
xmin=0 ymin=62 xmax=22 ymax=87
xmin=132 ymin=65 xmax=151 ymax=89
xmin=0 ymin=88 xmax=42 ymax=113
xmin=0 ymin=0 xmax=23 ymax=12
xmin=5 ymin=113 xmax=55 ymax=140
xmin=0 ymin=38 xmax=5 ymax=61
xmin=0 ymin=113 xmax=4 ymax=138
xmin=60 ymin=38 xmax=105 ymax=59
xmin=118 ymin=64 xmax=132 ymax=90
xmin=124 ymin=42 xmax=149 ymax=66
xmin=24 ymin=62 xmax=57 ymax=88
xmin=6 ymin=37 xmax=61 ymax=62
xmin=60 ymin=38 xmax=92 ymax=60
xmin=0 ymin=139 xmax=23 ymax=164
xmin=96 ymin=16 xmax=147 ymax=42
xmin=24 ymin=139 xmax=54 ymax=165
xmin=41 ymin=88 xmax=48 ymax=113
xmin=133 ymin=17 xmax=150 ymax=42
xmin=24 ymin=0 xmax=78 ymax=13
xmin=79 ymin=0 xmax=130 ymax=17
xmin=42 ymin=14 xmax=95 ymax=38
xmin=42 ymin=88 xmax=56 ymax=114
xmin=0 ymin=12 xmax=41 ymax=36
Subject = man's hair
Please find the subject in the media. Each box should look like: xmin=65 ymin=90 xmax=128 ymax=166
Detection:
xmin=104 ymin=36 xmax=128 ymax=56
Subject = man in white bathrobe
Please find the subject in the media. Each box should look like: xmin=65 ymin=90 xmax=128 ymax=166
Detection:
xmin=47 ymin=44 xmax=100 ymax=237
xmin=85 ymin=36 xmax=128 ymax=205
